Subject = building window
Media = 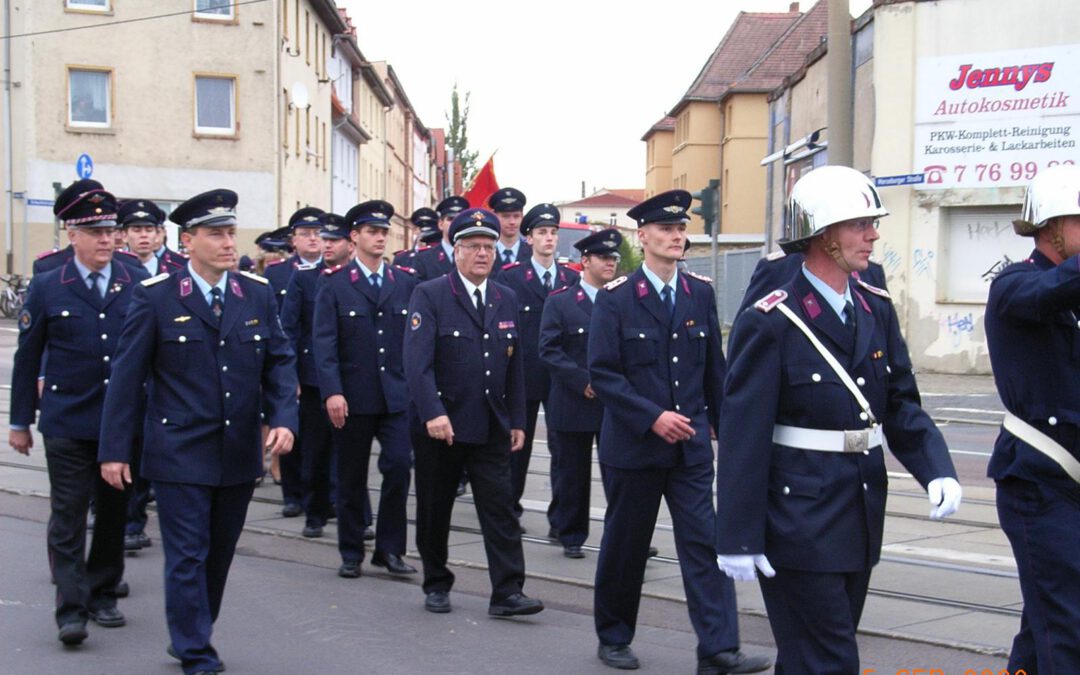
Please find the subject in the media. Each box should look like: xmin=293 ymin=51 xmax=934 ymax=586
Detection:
xmin=194 ymin=75 xmax=236 ymax=136
xmin=66 ymin=0 xmax=109 ymax=11
xmin=194 ymin=0 xmax=234 ymax=20
xmin=68 ymin=67 xmax=111 ymax=128
xmin=282 ymin=88 xmax=289 ymax=148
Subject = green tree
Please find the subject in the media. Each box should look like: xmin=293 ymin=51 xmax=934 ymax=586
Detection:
xmin=616 ymin=233 xmax=642 ymax=275
xmin=446 ymin=84 xmax=479 ymax=183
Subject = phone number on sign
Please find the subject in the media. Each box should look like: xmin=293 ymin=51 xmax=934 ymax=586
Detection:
xmin=923 ymin=159 xmax=1076 ymax=186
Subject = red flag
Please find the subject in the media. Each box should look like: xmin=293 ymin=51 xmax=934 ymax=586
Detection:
xmin=463 ymin=156 xmax=499 ymax=209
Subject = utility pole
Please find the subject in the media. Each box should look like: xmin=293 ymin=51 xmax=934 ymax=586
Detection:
xmin=826 ymin=0 xmax=853 ymax=166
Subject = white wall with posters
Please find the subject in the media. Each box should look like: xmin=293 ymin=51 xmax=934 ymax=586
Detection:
xmin=867 ymin=0 xmax=1080 ymax=374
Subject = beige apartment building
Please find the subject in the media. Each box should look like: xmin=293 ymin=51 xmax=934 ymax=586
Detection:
xmin=0 ymin=0 xmax=439 ymax=274
xmin=642 ymin=116 xmax=674 ymax=199
xmin=762 ymin=0 xmax=1080 ymax=373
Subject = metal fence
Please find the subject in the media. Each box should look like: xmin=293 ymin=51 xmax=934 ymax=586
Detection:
xmin=683 ymin=247 xmax=763 ymax=328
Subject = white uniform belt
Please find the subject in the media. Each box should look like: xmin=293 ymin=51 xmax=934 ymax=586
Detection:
xmin=1003 ymin=412 xmax=1080 ymax=484
xmin=773 ymin=424 xmax=883 ymax=453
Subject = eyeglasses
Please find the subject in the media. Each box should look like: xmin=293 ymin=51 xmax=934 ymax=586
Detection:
xmin=457 ymin=243 xmax=495 ymax=253
xmin=840 ymin=218 xmax=880 ymax=233
xmin=293 ymin=230 xmax=321 ymax=239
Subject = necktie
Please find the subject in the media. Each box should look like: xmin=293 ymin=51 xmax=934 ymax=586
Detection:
xmin=503 ymin=249 xmax=514 ymax=265
xmin=474 ymin=288 xmax=485 ymax=324
xmin=370 ymin=272 xmax=381 ymax=289
xmin=209 ymin=287 xmax=224 ymax=323
xmin=543 ymin=270 xmax=553 ymax=291
xmin=87 ymin=271 xmax=104 ymax=299
xmin=661 ymin=285 xmax=675 ymax=319
xmin=844 ymin=300 xmax=856 ymax=334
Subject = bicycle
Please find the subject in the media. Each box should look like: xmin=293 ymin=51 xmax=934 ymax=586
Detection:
xmin=0 ymin=274 xmax=30 ymax=319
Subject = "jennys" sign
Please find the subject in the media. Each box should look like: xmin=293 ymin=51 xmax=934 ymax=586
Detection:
xmin=914 ymin=44 xmax=1080 ymax=190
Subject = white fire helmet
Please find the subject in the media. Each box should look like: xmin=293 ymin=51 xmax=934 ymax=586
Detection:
xmin=1014 ymin=164 xmax=1080 ymax=236
xmin=780 ymin=166 xmax=888 ymax=254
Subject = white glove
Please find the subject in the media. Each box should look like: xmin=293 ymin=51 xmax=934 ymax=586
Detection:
xmin=927 ymin=476 xmax=962 ymax=520
xmin=716 ymin=554 xmax=776 ymax=581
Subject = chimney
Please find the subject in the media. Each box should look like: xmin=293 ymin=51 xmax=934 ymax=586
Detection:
xmin=789 ymin=2 xmax=799 ymax=12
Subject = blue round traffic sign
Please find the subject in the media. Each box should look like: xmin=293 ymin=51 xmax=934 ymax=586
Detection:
xmin=76 ymin=153 xmax=94 ymax=179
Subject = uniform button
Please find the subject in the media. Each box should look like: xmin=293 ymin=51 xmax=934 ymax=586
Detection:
xmin=484 ymin=388 xmax=490 ymax=395
xmin=98 ymin=313 xmax=105 ymax=319
xmin=675 ymin=404 xmax=681 ymax=411
xmin=484 ymin=352 xmax=490 ymax=358
xmin=674 ymin=380 xmax=680 ymax=387
xmin=672 ymin=356 xmax=678 ymax=363
xmin=1076 ymin=320 xmax=1080 ymax=328
xmin=61 ymin=310 xmax=70 ymax=317
xmin=578 ymin=328 xmax=584 ymax=334
xmin=485 ymin=370 xmax=491 ymax=376
xmin=380 ymin=366 xmax=385 ymax=372
xmin=178 ymin=336 xmax=187 ymax=343
xmin=303 ymin=348 xmax=309 ymax=354
xmin=484 ymin=333 xmax=490 ymax=340
xmin=401 ymin=309 xmax=407 ymax=315
xmin=638 ymin=332 xmax=645 ymax=339
xmin=811 ymin=373 xmax=822 ymax=382
xmin=379 ymin=348 xmax=385 ymax=354
xmin=856 ymin=377 xmax=866 ymax=386
xmin=863 ymin=483 xmax=869 ymax=491
xmin=50 ymin=384 xmax=57 ymax=391
xmin=377 ymin=311 xmax=383 ymax=317
xmin=225 ymin=392 xmax=231 ymax=398
xmin=254 ymin=335 xmax=261 ymax=342
xmin=101 ymin=333 xmax=108 ymax=340
xmin=859 ymin=412 xmax=868 ymax=421
xmin=506 ymin=333 xmax=513 ymax=339
xmin=1049 ymin=416 xmax=1058 ymax=426
xmin=377 ymin=330 xmax=383 ymax=335
xmin=672 ymin=332 xmax=678 ymax=339
xmin=103 ymin=379 xmax=108 ymax=385
xmin=699 ymin=331 xmax=705 ymax=337
xmin=225 ymin=420 xmax=231 ymax=427
xmin=219 ymin=340 xmax=226 ymax=347
xmin=782 ymin=486 xmax=791 ymax=495
xmin=103 ymin=355 xmax=110 ymax=362
xmin=886 ymin=366 xmax=892 ymax=374
xmin=349 ymin=311 xmax=356 ymax=317
xmin=863 ymin=449 xmax=870 ymax=455
xmin=222 ymin=366 xmax=228 ymax=372
xmin=524 ymin=306 xmax=531 ymax=312
xmin=453 ymin=330 xmax=460 ymax=337
xmin=161 ymin=418 xmax=167 ymax=424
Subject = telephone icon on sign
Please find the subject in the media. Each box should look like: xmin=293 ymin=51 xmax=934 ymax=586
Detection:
xmin=925 ymin=166 xmax=946 ymax=184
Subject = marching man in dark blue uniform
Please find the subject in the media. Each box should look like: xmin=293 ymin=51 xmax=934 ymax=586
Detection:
xmin=716 ymin=166 xmax=960 ymax=674
xmin=99 ymin=189 xmax=298 ymax=675
xmin=404 ymin=207 xmax=544 ymax=617
xmin=412 ymin=196 xmax=468 ymax=281
xmin=489 ymin=187 xmax=533 ymax=266
xmin=120 ymin=199 xmax=185 ymax=277
xmin=985 ymin=164 xmax=1080 ymax=674
xmin=539 ymin=228 xmax=621 ymax=558
xmin=737 ymin=249 xmax=889 ymax=315
xmin=392 ymin=207 xmax=440 ymax=268
xmin=496 ymin=202 xmax=579 ymax=526
xmin=312 ymin=201 xmax=418 ymax=578
xmin=588 ymin=190 xmax=766 ymax=674
xmin=9 ymin=179 xmax=148 ymax=645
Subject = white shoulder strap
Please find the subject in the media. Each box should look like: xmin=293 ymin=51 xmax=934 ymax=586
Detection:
xmin=774 ymin=302 xmax=878 ymax=426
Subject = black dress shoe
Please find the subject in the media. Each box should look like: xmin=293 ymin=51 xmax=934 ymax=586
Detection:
xmin=563 ymin=545 xmax=585 ymax=559
xmin=697 ymin=649 xmax=771 ymax=675
xmin=137 ymin=532 xmax=152 ymax=548
xmin=89 ymin=606 xmax=126 ymax=627
xmin=424 ymin=591 xmax=451 ymax=613
xmin=363 ymin=526 xmax=375 ymax=541
xmin=547 ymin=527 xmax=559 ymax=540
xmin=168 ymin=644 xmax=226 ymax=672
xmin=647 ymin=546 xmax=659 ymax=558
xmin=598 ymin=643 xmax=639 ymax=670
xmin=488 ymin=592 xmax=544 ymax=617
xmin=327 ymin=503 xmax=337 ymax=520
xmin=58 ymin=622 xmax=87 ymax=646
xmin=124 ymin=533 xmax=144 ymax=551
xmin=107 ymin=580 xmax=130 ymax=598
xmin=371 ymin=552 xmax=417 ymax=575
xmin=281 ymin=503 xmax=303 ymax=518
xmin=302 ymin=524 xmax=323 ymax=538
xmin=337 ymin=561 xmax=361 ymax=578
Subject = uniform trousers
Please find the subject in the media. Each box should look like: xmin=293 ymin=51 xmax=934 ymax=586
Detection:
xmin=594 ymin=461 xmax=738 ymax=658
xmin=298 ymin=386 xmax=334 ymax=528
xmin=510 ymin=399 xmax=549 ymax=522
xmin=126 ymin=434 xmax=152 ymax=536
xmin=153 ymin=480 xmax=254 ymax=675
xmin=548 ymin=430 xmax=597 ymax=547
xmin=413 ymin=425 xmax=526 ymax=601
xmin=997 ymin=476 xmax=1080 ymax=674
xmin=332 ymin=412 xmax=411 ymax=562
xmin=279 ymin=424 xmax=303 ymax=509
xmin=758 ymin=566 xmax=872 ymax=674
xmin=43 ymin=436 xmax=126 ymax=626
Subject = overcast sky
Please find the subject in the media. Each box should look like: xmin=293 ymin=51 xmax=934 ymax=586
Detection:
xmin=340 ymin=0 xmax=872 ymax=204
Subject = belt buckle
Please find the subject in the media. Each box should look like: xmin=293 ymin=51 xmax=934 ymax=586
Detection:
xmin=843 ymin=429 xmax=869 ymax=454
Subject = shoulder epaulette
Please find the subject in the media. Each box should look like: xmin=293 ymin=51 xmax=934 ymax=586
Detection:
xmin=265 ymin=258 xmax=286 ymax=267
xmin=296 ymin=262 xmax=318 ymax=271
xmin=392 ymin=249 xmax=407 ymax=257
xmin=115 ymin=249 xmax=138 ymax=259
xmin=35 ymin=248 xmax=61 ymax=260
xmin=754 ymin=289 xmax=787 ymax=312
xmin=501 ymin=261 xmax=522 ymax=271
xmin=239 ymin=270 xmax=269 ymax=285
xmin=855 ymin=278 xmax=890 ymax=299
xmin=765 ymin=250 xmax=787 ymax=262
xmin=141 ymin=272 xmax=170 ymax=287
xmin=685 ymin=270 xmax=713 ymax=283
xmin=549 ymin=286 xmax=571 ymax=296
xmin=323 ymin=264 xmax=344 ymax=276
xmin=418 ymin=244 xmax=434 ymax=251
xmin=604 ymin=275 xmax=628 ymax=291
xmin=393 ymin=265 xmax=417 ymax=276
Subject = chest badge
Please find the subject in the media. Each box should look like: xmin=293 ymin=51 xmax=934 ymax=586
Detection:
xmin=173 ymin=315 xmax=192 ymax=323
xmin=507 ymin=345 xmax=514 ymax=358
